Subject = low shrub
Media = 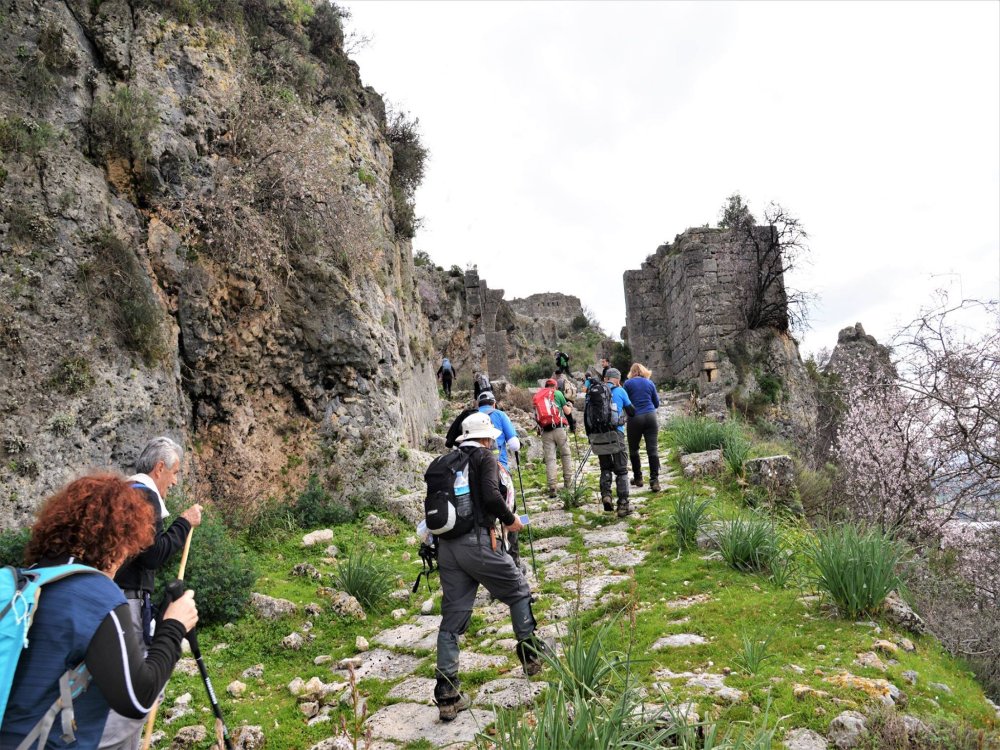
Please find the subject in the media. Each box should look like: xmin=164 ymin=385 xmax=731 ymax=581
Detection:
xmin=808 ymin=524 xmax=905 ymax=619
xmin=672 ymin=494 xmax=711 ymax=551
xmin=295 ymin=475 xmax=354 ymax=528
xmin=156 ymin=507 xmax=257 ymax=625
xmin=333 ymin=549 xmax=393 ymax=611
xmin=510 ymin=359 xmax=551 ymax=388
xmin=51 ymin=356 xmax=94 ymax=394
xmin=0 ymin=527 xmax=30 ymax=566
xmin=0 ymin=117 xmax=56 ymax=156
xmin=795 ymin=461 xmax=840 ymax=522
xmin=90 ymin=84 xmax=159 ymax=162
xmin=716 ymin=513 xmax=780 ymax=573
xmin=502 ymin=385 xmax=535 ymax=414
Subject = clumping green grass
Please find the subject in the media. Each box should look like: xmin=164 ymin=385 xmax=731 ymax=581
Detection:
xmin=333 ymin=548 xmax=394 ymax=611
xmin=672 ymin=494 xmax=712 ymax=551
xmin=808 ymin=524 xmax=906 ymax=619
xmin=731 ymin=629 xmax=774 ymax=675
xmin=668 ymin=415 xmax=732 ymax=454
xmin=716 ymin=512 xmax=781 ymax=573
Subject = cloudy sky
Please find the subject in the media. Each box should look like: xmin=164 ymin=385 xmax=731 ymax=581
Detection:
xmin=343 ymin=1 xmax=999 ymax=355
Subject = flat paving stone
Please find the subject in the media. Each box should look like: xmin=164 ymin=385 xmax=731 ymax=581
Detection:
xmin=365 ymin=702 xmax=494 ymax=745
xmin=460 ymin=651 xmax=508 ymax=671
xmin=542 ymin=559 xmax=602 ymax=581
xmin=664 ymin=593 xmax=712 ymax=610
xmin=588 ymin=545 xmax=648 ymax=568
xmin=652 ymin=634 xmax=708 ymax=650
xmin=535 ymin=549 xmax=570 ymax=563
xmin=474 ymin=678 xmax=545 ymax=709
xmin=530 ymin=510 xmax=576 ymax=531
xmin=532 ymin=536 xmax=572 ymax=552
xmin=581 ymin=525 xmax=629 ymax=547
xmin=562 ymin=574 xmax=629 ymax=599
xmin=374 ymin=616 xmax=441 ymax=650
xmin=386 ymin=677 xmax=437 ymax=704
xmin=336 ymin=649 xmax=424 ymax=681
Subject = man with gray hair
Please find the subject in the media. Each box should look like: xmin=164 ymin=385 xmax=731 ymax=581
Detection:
xmin=100 ymin=436 xmax=202 ymax=750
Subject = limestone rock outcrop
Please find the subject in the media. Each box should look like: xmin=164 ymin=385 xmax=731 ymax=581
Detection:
xmin=0 ymin=1 xmax=437 ymax=526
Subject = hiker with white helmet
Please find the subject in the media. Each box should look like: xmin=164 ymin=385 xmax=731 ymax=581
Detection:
xmin=432 ymin=412 xmax=546 ymax=721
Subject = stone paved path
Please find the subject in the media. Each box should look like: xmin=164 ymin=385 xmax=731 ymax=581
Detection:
xmin=330 ymin=397 xmax=700 ymax=749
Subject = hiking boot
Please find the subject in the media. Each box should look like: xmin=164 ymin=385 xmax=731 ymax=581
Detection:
xmin=548 ymin=487 xmax=558 ymax=499
xmin=517 ymin=636 xmax=550 ymax=676
xmin=649 ymin=479 xmax=661 ymax=492
xmin=437 ymin=693 xmax=471 ymax=722
xmin=601 ymin=496 xmax=614 ymax=512
xmin=616 ymin=502 xmax=633 ymax=518
xmin=630 ymin=476 xmax=643 ymax=487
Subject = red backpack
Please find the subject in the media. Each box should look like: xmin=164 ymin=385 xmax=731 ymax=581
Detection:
xmin=533 ymin=387 xmax=565 ymax=429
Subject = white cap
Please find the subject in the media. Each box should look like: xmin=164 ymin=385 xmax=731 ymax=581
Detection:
xmin=461 ymin=411 xmax=502 ymax=441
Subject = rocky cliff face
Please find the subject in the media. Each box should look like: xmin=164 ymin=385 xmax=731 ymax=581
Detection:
xmin=0 ymin=0 xmax=438 ymax=527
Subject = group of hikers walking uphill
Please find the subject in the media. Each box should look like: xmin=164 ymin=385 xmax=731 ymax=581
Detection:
xmin=427 ymin=349 xmax=662 ymax=721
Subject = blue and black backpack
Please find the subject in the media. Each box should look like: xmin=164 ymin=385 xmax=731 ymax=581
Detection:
xmin=0 ymin=564 xmax=101 ymax=746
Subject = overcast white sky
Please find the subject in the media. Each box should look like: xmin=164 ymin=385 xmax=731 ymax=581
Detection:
xmin=343 ymin=0 xmax=1000 ymax=356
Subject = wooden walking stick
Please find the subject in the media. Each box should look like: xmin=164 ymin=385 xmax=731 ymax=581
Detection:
xmin=141 ymin=528 xmax=194 ymax=750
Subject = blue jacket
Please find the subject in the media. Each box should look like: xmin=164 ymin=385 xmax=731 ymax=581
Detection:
xmin=479 ymin=405 xmax=517 ymax=468
xmin=610 ymin=385 xmax=633 ymax=433
xmin=623 ymin=377 xmax=659 ymax=416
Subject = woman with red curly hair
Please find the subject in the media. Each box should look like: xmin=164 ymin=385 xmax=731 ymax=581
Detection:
xmin=0 ymin=473 xmax=198 ymax=749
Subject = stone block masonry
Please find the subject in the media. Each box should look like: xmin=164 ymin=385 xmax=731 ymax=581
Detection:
xmin=623 ymin=227 xmax=783 ymax=390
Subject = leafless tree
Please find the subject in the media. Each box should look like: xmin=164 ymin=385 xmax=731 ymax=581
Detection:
xmin=719 ymin=195 xmax=813 ymax=333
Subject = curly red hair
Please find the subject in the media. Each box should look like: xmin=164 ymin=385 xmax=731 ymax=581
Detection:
xmin=25 ymin=473 xmax=154 ymax=572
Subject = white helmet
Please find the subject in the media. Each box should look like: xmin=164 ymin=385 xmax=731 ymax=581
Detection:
xmin=461 ymin=412 xmax=502 ymax=442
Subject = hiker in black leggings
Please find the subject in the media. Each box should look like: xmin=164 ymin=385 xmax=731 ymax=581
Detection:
xmin=622 ymin=362 xmax=661 ymax=491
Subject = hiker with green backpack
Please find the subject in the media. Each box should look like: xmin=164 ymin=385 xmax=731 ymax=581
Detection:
xmin=1 ymin=473 xmax=198 ymax=749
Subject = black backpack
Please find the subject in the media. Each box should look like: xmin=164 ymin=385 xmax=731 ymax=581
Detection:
xmin=424 ymin=449 xmax=477 ymax=539
xmin=584 ymin=381 xmax=616 ymax=435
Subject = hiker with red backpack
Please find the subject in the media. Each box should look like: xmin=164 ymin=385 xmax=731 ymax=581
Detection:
xmin=533 ymin=378 xmax=573 ymax=499
xmin=584 ymin=368 xmax=636 ymax=517
xmin=1 ymin=474 xmax=198 ymax=749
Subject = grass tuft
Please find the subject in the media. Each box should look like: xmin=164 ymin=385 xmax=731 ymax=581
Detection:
xmin=807 ymin=524 xmax=906 ymax=619
xmin=716 ymin=512 xmax=780 ymax=573
xmin=333 ymin=549 xmax=393 ymax=612
xmin=672 ymin=494 xmax=712 ymax=551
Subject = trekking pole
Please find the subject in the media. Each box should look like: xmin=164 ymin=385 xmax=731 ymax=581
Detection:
xmin=188 ymin=623 xmax=235 ymax=749
xmin=141 ymin=529 xmax=194 ymax=750
xmin=513 ymin=452 xmax=538 ymax=577
xmin=573 ymin=443 xmax=593 ymax=491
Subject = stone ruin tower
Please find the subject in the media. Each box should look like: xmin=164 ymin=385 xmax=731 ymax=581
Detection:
xmin=623 ymin=226 xmax=793 ymax=395
xmin=464 ymin=269 xmax=510 ymax=378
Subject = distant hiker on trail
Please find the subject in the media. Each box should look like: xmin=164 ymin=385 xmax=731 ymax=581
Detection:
xmin=554 ymin=350 xmax=569 ymax=374
xmin=473 ymin=371 xmax=492 ymax=400
xmin=533 ymin=378 xmax=573 ymax=499
xmin=101 ymin=437 xmax=202 ymax=750
xmin=432 ymin=412 xmax=546 ymax=722
xmin=623 ymin=362 xmax=661 ymax=491
xmin=437 ymin=357 xmax=456 ymax=398
xmin=584 ymin=368 xmax=636 ymax=517
xmin=555 ymin=372 xmax=578 ymax=433
xmin=600 ymin=357 xmax=611 ymax=381
xmin=0 ymin=473 xmax=198 ymax=750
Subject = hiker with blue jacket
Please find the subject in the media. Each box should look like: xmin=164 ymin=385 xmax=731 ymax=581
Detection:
xmin=584 ymin=368 xmax=636 ymax=517
xmin=476 ymin=391 xmax=520 ymax=470
xmin=0 ymin=473 xmax=198 ymax=750
xmin=101 ymin=437 xmax=201 ymax=750
xmin=433 ymin=412 xmax=545 ymax=722
xmin=623 ymin=362 xmax=661 ymax=491
xmin=437 ymin=357 xmax=456 ymax=398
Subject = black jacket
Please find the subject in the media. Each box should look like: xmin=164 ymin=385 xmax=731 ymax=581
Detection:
xmin=113 ymin=485 xmax=190 ymax=593
xmin=462 ymin=444 xmax=516 ymax=528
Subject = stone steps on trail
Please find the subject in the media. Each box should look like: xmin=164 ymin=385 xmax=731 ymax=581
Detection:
xmin=341 ymin=431 xmax=702 ymax=749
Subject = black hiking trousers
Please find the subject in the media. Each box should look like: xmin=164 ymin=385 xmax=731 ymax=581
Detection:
xmin=626 ymin=411 xmax=659 ymax=482
xmin=441 ymin=375 xmax=453 ymax=397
